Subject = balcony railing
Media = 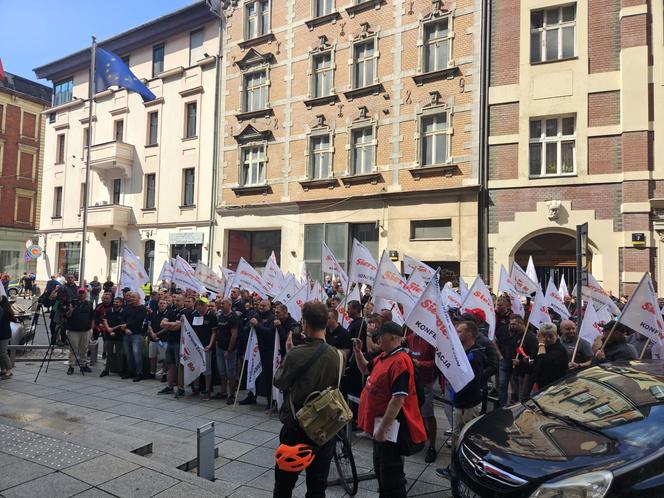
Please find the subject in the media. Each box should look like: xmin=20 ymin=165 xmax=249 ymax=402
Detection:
xmin=86 ymin=203 xmax=132 ymax=230
xmin=89 ymin=141 xmax=135 ymax=177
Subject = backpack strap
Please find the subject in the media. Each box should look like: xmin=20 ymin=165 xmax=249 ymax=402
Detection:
xmin=335 ymin=348 xmax=345 ymax=388
xmin=288 ymin=341 xmax=328 ymax=419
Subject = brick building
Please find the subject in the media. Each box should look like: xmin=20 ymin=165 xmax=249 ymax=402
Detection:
xmin=0 ymin=73 xmax=51 ymax=275
xmin=487 ymin=0 xmax=662 ymax=295
xmin=216 ymin=0 xmax=483 ymax=281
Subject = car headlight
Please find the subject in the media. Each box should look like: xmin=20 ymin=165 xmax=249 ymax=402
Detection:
xmin=454 ymin=413 xmax=483 ymax=450
xmin=530 ymin=470 xmax=613 ymax=498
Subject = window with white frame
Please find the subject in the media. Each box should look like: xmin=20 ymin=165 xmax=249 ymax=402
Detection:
xmin=243 ymin=70 xmax=268 ymax=112
xmin=245 ymin=0 xmax=270 ymax=40
xmin=529 ymin=116 xmax=576 ymax=177
xmin=421 ymin=113 xmax=449 ymax=166
xmin=312 ymin=52 xmax=333 ymax=98
xmin=352 ymin=39 xmax=376 ymax=89
xmin=189 ymin=29 xmax=205 ymax=65
xmin=313 ymin=0 xmax=334 ymax=17
xmin=182 ymin=168 xmax=195 ymax=206
xmin=309 ymin=134 xmax=332 ymax=179
xmin=350 ymin=126 xmax=374 ymax=175
xmin=241 ymin=145 xmax=267 ymax=186
xmin=530 ymin=4 xmax=576 ymax=63
xmin=423 ymin=18 xmax=451 ymax=73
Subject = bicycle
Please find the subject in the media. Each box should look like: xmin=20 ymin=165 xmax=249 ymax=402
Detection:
xmin=332 ymin=429 xmax=358 ymax=496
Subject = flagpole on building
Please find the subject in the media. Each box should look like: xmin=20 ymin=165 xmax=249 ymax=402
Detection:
xmin=79 ymin=35 xmax=97 ymax=286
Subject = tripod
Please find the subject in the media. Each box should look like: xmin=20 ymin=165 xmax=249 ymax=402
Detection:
xmin=34 ymin=304 xmax=84 ymax=383
xmin=24 ymin=300 xmax=51 ymax=347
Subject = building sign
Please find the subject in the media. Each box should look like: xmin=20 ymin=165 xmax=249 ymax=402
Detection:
xmin=168 ymin=232 xmax=204 ymax=245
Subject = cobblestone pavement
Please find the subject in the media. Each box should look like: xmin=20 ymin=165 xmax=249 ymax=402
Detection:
xmin=0 ymin=359 xmax=453 ymax=497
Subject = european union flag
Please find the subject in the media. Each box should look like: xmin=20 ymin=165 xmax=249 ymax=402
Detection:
xmin=95 ymin=47 xmax=156 ymax=102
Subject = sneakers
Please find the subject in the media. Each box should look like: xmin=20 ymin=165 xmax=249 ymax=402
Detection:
xmin=435 ymin=467 xmax=451 ymax=480
xmin=155 ymin=368 xmax=164 ymax=377
xmin=226 ymin=396 xmax=235 ymax=405
xmin=99 ymin=370 xmax=109 ymax=378
xmin=67 ymin=366 xmax=74 ymax=375
xmin=175 ymin=388 xmax=185 ymax=398
xmin=202 ymin=392 xmax=211 ymax=401
xmin=158 ymin=386 xmax=174 ymax=395
xmin=425 ymin=446 xmax=437 ymax=463
xmin=81 ymin=366 xmax=92 ymax=373
xmin=160 ymin=374 xmax=167 ymax=383
xmin=132 ymin=376 xmax=142 ymax=382
xmin=238 ymin=393 xmax=256 ymax=405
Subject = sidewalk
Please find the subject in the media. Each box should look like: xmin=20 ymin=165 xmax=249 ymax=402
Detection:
xmin=0 ymin=359 xmax=452 ymax=497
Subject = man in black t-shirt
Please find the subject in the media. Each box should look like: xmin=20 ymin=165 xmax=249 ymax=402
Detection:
xmin=147 ymin=298 xmax=169 ymax=381
xmin=65 ymin=288 xmax=95 ymax=375
xmin=215 ymin=297 xmax=239 ymax=403
xmin=325 ymin=308 xmax=352 ymax=359
xmin=274 ymin=303 xmax=300 ymax=356
xmin=100 ymin=296 xmax=125 ymax=377
xmin=158 ymin=293 xmax=190 ymax=396
xmin=190 ymin=297 xmax=218 ymax=400
xmin=121 ymin=292 xmax=148 ymax=382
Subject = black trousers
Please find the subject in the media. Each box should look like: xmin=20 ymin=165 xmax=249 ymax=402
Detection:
xmin=373 ymin=440 xmax=406 ymax=498
xmin=273 ymin=424 xmax=335 ymax=498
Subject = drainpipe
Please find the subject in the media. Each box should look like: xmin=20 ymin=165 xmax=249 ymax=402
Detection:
xmin=477 ymin=0 xmax=491 ymax=280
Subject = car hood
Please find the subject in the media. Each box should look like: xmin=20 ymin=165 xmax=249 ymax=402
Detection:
xmin=462 ymin=405 xmax=649 ymax=481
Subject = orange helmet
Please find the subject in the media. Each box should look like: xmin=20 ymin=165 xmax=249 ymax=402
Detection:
xmin=274 ymin=443 xmax=315 ymax=472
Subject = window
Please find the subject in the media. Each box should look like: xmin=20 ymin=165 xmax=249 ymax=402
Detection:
xmin=109 ymin=240 xmax=120 ymax=278
xmin=529 ymin=116 xmax=576 ymax=177
xmin=56 ymin=134 xmax=65 ymax=164
xmin=171 ymin=243 xmax=203 ymax=266
xmin=421 ymin=113 xmax=449 ymax=165
xmin=530 ymin=5 xmax=576 ymax=63
xmin=57 ymin=242 xmax=81 ymax=278
xmin=53 ymin=186 xmax=63 ymax=218
xmin=53 ymin=78 xmax=73 ymax=106
xmin=313 ymin=0 xmax=334 ymax=17
xmin=245 ymin=0 xmax=270 ymax=40
xmin=82 ymin=127 xmax=89 ymax=158
xmin=145 ymin=173 xmax=156 ymax=209
xmin=227 ymin=229 xmax=281 ymax=271
xmin=423 ymin=18 xmax=451 ymax=72
xmin=353 ymin=39 xmax=376 ymax=89
xmin=144 ymin=240 xmax=155 ymax=280
xmin=182 ymin=168 xmax=195 ymax=206
xmin=189 ymin=29 xmax=205 ymax=65
xmin=351 ymin=126 xmax=374 ymax=174
xmin=243 ymin=70 xmax=268 ymax=112
xmin=310 ymin=135 xmax=332 ymax=179
xmin=114 ymin=120 xmax=124 ymax=142
xmin=80 ymin=183 xmax=87 ymax=210
xmin=591 ymin=404 xmax=615 ymax=417
xmin=185 ymin=102 xmax=197 ymax=138
xmin=147 ymin=111 xmax=159 ymax=145
xmin=241 ymin=145 xmax=266 ymax=186
xmin=569 ymin=392 xmax=594 ymax=405
xmin=112 ymin=178 xmax=122 ymax=204
xmin=312 ymin=52 xmax=333 ymax=98
xmin=410 ymin=219 xmax=452 ymax=240
xmin=152 ymin=43 xmax=165 ymax=77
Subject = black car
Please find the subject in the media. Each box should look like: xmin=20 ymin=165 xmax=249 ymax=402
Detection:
xmin=451 ymin=361 xmax=664 ymax=497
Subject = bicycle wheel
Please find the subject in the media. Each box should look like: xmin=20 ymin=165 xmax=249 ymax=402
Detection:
xmin=333 ymin=431 xmax=358 ymax=496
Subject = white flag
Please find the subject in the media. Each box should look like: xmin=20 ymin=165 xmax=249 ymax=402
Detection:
xmin=510 ymin=294 xmax=525 ymax=318
xmin=405 ymin=277 xmax=474 ymax=392
xmin=0 ymin=281 xmax=5 ymax=297
xmin=272 ymin=331 xmax=284 ymax=409
xmin=244 ymin=327 xmax=263 ymax=394
xmin=284 ymin=283 xmax=308 ymax=323
xmin=157 ymin=260 xmax=173 ymax=283
xmin=526 ymin=256 xmax=538 ymax=284
xmin=234 ymin=258 xmax=270 ymax=298
xmin=596 ymin=305 xmax=612 ymax=326
xmin=221 ymin=266 xmax=236 ymax=299
xmin=441 ymin=285 xmax=463 ymax=310
xmin=348 ymin=239 xmax=378 ymax=286
xmin=458 ymin=276 xmax=469 ymax=301
xmin=273 ymin=274 xmax=298 ymax=303
xmin=308 ymin=280 xmax=324 ymax=302
xmin=544 ymin=277 xmax=571 ymax=320
xmin=574 ymin=273 xmax=620 ymax=315
xmin=300 ymin=262 xmax=309 ymax=284
xmin=180 ymin=317 xmax=206 ymax=387
xmin=195 ymin=262 xmax=224 ymax=293
xmin=403 ymin=255 xmax=435 ymax=282
xmin=528 ymin=286 xmax=551 ymax=329
xmin=617 ymin=273 xmax=664 ymax=345
xmin=405 ymin=270 xmax=428 ymax=301
xmin=173 ymin=256 xmax=204 ymax=292
xmin=558 ymin=275 xmax=569 ymax=299
xmin=510 ymin=261 xmax=539 ymax=296
xmin=578 ymin=298 xmax=603 ymax=345
xmin=461 ymin=276 xmax=496 ymax=340
xmin=322 ymin=241 xmax=349 ymax=290
xmin=372 ymin=251 xmax=416 ymax=317
xmin=119 ymin=247 xmax=149 ymax=299
xmin=337 ymin=285 xmax=361 ymax=329
xmin=497 ymin=264 xmax=518 ymax=297
xmin=262 ymin=251 xmax=285 ymax=297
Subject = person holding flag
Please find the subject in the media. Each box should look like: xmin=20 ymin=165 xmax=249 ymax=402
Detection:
xmin=593 ymin=321 xmax=637 ymax=363
xmin=239 ymin=300 xmax=276 ymax=408
xmin=559 ymin=319 xmax=593 ymax=369
xmin=189 ymin=297 xmax=218 ymax=400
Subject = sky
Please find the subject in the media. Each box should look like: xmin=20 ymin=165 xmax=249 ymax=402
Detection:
xmin=0 ymin=0 xmax=197 ymax=85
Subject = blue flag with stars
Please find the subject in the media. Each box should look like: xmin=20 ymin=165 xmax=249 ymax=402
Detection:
xmin=95 ymin=47 xmax=156 ymax=102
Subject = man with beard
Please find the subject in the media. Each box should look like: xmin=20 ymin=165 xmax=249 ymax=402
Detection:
xmin=559 ymin=319 xmax=592 ymax=369
xmin=100 ymin=297 xmax=125 ymax=377
xmin=593 ymin=321 xmax=638 ymax=362
xmin=274 ymin=303 xmax=300 ymax=356
xmin=325 ymin=308 xmax=352 ymax=360
xmin=239 ymin=299 xmax=275 ymax=408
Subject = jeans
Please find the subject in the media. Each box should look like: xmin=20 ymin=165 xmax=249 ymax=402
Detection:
xmin=373 ymin=440 xmax=406 ymax=498
xmin=123 ymin=334 xmax=143 ymax=377
xmin=498 ymin=359 xmax=512 ymax=407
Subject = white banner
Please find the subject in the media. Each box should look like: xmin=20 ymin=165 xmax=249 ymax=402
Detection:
xmin=119 ymin=247 xmax=149 ymax=299
xmin=322 ymin=241 xmax=349 ymax=290
xmin=262 ymin=251 xmax=285 ymax=297
xmin=300 ymin=262 xmax=309 ymax=285
xmin=337 ymin=285 xmax=361 ymax=329
xmin=308 ymin=280 xmax=325 ymax=302
xmin=180 ymin=317 xmax=206 ymax=386
xmin=234 ymin=258 xmax=270 ymax=298
xmin=272 ymin=330 xmax=284 ymax=409
xmin=526 ymin=256 xmax=538 ymax=285
xmin=544 ymin=277 xmax=571 ymax=320
xmin=574 ymin=273 xmax=620 ymax=315
xmin=173 ymin=256 xmax=203 ymax=292
xmin=220 ymin=266 xmax=236 ymax=299
xmin=441 ymin=285 xmax=463 ymax=310
xmin=348 ymin=238 xmax=378 ymax=286
xmin=157 ymin=260 xmax=173 ymax=283
xmin=195 ymin=262 xmax=224 ymax=293
xmin=372 ymin=251 xmax=416 ymax=317
xmin=284 ymin=283 xmax=308 ymax=323
xmin=458 ymin=276 xmax=469 ymax=301
xmin=618 ymin=273 xmax=664 ymax=345
xmin=273 ymin=274 xmax=298 ymax=303
xmin=596 ymin=305 xmax=612 ymax=326
xmin=558 ymin=275 xmax=569 ymax=299
xmin=403 ymin=254 xmax=435 ymax=282
xmin=405 ymin=270 xmax=427 ymax=301
xmin=461 ymin=275 xmax=497 ymax=340
xmin=497 ymin=264 xmax=518 ymax=297
xmin=405 ymin=277 xmax=474 ymax=392
xmin=578 ymin=298 xmax=603 ymax=345
xmin=244 ymin=327 xmax=262 ymax=394
xmin=528 ymin=286 xmax=551 ymax=329
xmin=510 ymin=261 xmax=539 ymax=296
xmin=510 ymin=294 xmax=525 ymax=318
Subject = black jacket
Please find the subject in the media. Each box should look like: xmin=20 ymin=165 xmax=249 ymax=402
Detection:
xmin=453 ymin=344 xmax=486 ymax=409
xmin=475 ymin=332 xmax=498 ymax=379
xmin=66 ymin=301 xmax=95 ymax=332
xmin=532 ymin=340 xmax=569 ymax=390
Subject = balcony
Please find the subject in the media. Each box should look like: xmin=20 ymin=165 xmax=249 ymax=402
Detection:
xmin=89 ymin=141 xmax=135 ymax=177
xmin=86 ymin=204 xmax=132 ymax=232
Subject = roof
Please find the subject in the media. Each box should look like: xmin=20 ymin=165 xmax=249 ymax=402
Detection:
xmin=0 ymin=72 xmax=52 ymax=104
xmin=33 ymin=1 xmax=218 ymax=82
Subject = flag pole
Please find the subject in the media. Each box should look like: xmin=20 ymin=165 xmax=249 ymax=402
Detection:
xmin=79 ymin=35 xmax=96 ymax=287
xmin=639 ymin=338 xmax=650 ymax=360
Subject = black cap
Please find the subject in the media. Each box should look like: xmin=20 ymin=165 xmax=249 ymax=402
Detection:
xmin=601 ymin=320 xmax=631 ymax=335
xmin=377 ymin=321 xmax=403 ymax=337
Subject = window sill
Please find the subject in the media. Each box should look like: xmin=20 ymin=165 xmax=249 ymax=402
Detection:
xmin=235 ymin=108 xmax=274 ymax=121
xmin=145 ymin=143 xmax=159 ymax=148
xmin=412 ymin=67 xmax=460 ymax=86
xmin=303 ymin=94 xmax=339 ymax=109
xmin=408 ymin=164 xmax=459 ymax=180
xmin=299 ymin=178 xmax=339 ymax=191
xmin=54 ymin=162 xmax=65 ymax=166
xmin=232 ymin=184 xmax=272 ymax=196
xmin=238 ymin=33 xmax=276 ymax=50
xmin=179 ymin=204 xmax=196 ymax=210
xmin=51 ymin=216 xmax=62 ymax=220
xmin=409 ymin=237 xmax=453 ymax=242
xmin=182 ymin=136 xmax=198 ymax=142
xmin=141 ymin=207 xmax=157 ymax=212
xmin=343 ymin=83 xmax=384 ymax=100
xmin=530 ymin=56 xmax=578 ymax=66
xmin=340 ymin=172 xmax=382 ymax=186
xmin=305 ymin=11 xmax=341 ymax=30
xmin=346 ymin=0 xmax=384 ymax=17
xmin=529 ymin=173 xmax=577 ymax=180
